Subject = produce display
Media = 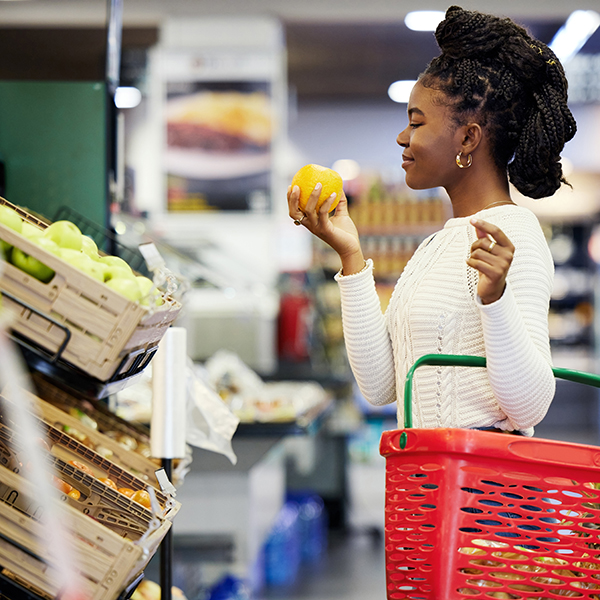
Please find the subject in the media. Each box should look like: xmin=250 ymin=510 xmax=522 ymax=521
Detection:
xmin=0 ymin=198 xmax=182 ymax=600
xmin=0 ymin=197 xmax=181 ymax=381
xmin=0 ymin=203 xmax=161 ymax=306
xmin=290 ymin=163 xmax=343 ymax=212
xmin=52 ymin=460 xmax=153 ymax=509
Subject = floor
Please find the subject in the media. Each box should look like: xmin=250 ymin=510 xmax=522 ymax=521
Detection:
xmin=256 ymin=529 xmax=387 ymax=600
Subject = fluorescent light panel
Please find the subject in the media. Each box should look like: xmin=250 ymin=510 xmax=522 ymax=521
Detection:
xmin=388 ymin=80 xmax=417 ymax=104
xmin=404 ymin=11 xmax=445 ymax=32
xmin=549 ymin=10 xmax=600 ymax=64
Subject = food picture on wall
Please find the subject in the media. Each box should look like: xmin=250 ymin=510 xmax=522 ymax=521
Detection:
xmin=165 ymin=81 xmax=272 ymax=212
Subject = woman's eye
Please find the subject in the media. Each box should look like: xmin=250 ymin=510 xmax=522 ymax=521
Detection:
xmin=410 ymin=122 xmax=423 ymax=129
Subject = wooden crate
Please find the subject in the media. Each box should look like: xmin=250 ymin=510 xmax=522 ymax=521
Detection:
xmin=31 ymin=371 xmax=154 ymax=451
xmin=21 ymin=377 xmax=161 ymax=488
xmin=0 ymin=197 xmax=182 ymax=382
xmin=0 ymin=409 xmax=180 ymax=536
xmin=0 ymin=462 xmax=170 ymax=600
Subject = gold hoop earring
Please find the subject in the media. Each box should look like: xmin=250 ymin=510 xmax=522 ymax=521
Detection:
xmin=456 ymin=151 xmax=473 ymax=169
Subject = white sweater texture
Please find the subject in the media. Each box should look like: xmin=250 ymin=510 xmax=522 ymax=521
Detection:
xmin=335 ymin=205 xmax=555 ymax=436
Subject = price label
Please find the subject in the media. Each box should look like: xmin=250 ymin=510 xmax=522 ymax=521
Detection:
xmin=139 ymin=242 xmax=165 ymax=272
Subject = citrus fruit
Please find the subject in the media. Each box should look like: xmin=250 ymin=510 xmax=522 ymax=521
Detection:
xmin=291 ymin=164 xmax=343 ymax=212
xmin=99 ymin=477 xmax=118 ymax=490
xmin=131 ymin=489 xmax=152 ymax=508
xmin=67 ymin=488 xmax=81 ymax=500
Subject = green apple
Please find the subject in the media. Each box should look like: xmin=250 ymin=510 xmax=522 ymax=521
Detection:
xmin=59 ymin=248 xmax=105 ymax=282
xmin=43 ymin=220 xmax=83 ymax=251
xmin=32 ymin=236 xmax=60 ymax=255
xmin=103 ymin=265 xmax=135 ymax=283
xmin=99 ymin=255 xmax=134 ymax=283
xmin=81 ymin=236 xmax=100 ymax=260
xmin=105 ymin=276 xmax=142 ymax=302
xmin=99 ymin=255 xmax=131 ymax=271
xmin=0 ymin=205 xmax=23 ymax=259
xmin=11 ymin=236 xmax=58 ymax=283
xmin=137 ymin=275 xmax=164 ymax=307
xmin=21 ymin=221 xmax=43 ymax=240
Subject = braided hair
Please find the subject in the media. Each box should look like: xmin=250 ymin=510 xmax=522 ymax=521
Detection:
xmin=420 ymin=5 xmax=577 ymax=199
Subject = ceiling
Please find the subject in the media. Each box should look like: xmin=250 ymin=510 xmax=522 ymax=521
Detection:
xmin=285 ymin=19 xmax=578 ymax=100
xmin=0 ymin=1 xmax=598 ymax=100
xmin=0 ymin=0 xmax=598 ymax=26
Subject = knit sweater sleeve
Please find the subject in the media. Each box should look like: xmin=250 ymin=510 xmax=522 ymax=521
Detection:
xmin=477 ymin=211 xmax=555 ymax=431
xmin=334 ymin=259 xmax=396 ymax=405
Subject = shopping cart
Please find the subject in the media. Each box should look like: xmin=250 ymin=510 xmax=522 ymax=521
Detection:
xmin=380 ymin=354 xmax=600 ymax=599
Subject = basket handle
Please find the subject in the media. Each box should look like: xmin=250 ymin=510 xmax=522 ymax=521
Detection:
xmin=403 ymin=353 xmax=600 ymax=429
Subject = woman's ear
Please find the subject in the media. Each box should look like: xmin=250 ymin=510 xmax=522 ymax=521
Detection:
xmin=461 ymin=122 xmax=483 ymax=154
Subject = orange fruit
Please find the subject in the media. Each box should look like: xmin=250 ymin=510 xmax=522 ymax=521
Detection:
xmin=99 ymin=477 xmax=118 ymax=490
xmin=68 ymin=460 xmax=95 ymax=477
xmin=118 ymin=487 xmax=135 ymax=498
xmin=131 ymin=489 xmax=152 ymax=509
xmin=52 ymin=476 xmax=72 ymax=495
xmin=291 ymin=164 xmax=343 ymax=212
xmin=67 ymin=488 xmax=81 ymax=500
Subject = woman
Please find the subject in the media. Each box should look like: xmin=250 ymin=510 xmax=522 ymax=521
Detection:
xmin=287 ymin=6 xmax=576 ymax=436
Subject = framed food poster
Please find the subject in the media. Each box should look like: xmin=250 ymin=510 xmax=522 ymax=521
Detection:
xmin=159 ymin=26 xmax=284 ymax=214
xmin=165 ymin=80 xmax=272 ymax=212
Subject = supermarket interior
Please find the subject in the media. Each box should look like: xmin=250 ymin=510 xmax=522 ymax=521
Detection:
xmin=0 ymin=1 xmax=600 ymax=599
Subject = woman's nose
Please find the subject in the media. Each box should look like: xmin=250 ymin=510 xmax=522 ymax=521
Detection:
xmin=397 ymin=130 xmax=408 ymax=148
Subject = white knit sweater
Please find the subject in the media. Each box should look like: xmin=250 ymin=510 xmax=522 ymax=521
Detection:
xmin=335 ymin=205 xmax=555 ymax=436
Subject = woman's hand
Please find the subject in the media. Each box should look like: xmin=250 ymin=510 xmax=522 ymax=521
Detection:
xmin=288 ymin=183 xmax=365 ymax=275
xmin=467 ymin=218 xmax=514 ymax=305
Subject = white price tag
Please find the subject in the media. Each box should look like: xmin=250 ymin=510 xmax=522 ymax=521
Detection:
xmin=155 ymin=468 xmax=177 ymax=496
xmin=139 ymin=242 xmax=165 ymax=271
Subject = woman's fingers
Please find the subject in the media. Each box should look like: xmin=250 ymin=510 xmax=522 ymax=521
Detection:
xmin=288 ymin=185 xmax=302 ymax=218
xmin=470 ymin=218 xmax=514 ymax=250
xmin=468 ymin=218 xmax=514 ymax=305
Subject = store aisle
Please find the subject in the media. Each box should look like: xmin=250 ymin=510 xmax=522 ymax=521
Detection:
xmin=257 ymin=529 xmax=387 ymax=600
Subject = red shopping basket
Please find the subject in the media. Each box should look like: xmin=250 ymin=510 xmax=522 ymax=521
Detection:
xmin=380 ymin=354 xmax=600 ymax=600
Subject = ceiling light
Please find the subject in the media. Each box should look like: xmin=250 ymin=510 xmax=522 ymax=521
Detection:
xmin=332 ymin=159 xmax=361 ymax=181
xmin=388 ymin=80 xmax=417 ymax=104
xmin=404 ymin=11 xmax=445 ymax=32
xmin=549 ymin=10 xmax=600 ymax=64
xmin=114 ymin=86 xmax=142 ymax=109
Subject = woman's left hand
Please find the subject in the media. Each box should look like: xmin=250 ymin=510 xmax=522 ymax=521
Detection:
xmin=467 ymin=218 xmax=515 ymax=305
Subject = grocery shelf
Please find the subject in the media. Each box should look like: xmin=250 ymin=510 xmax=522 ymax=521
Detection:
xmin=0 ymin=567 xmax=144 ymax=600
xmin=236 ymin=395 xmax=334 ymax=438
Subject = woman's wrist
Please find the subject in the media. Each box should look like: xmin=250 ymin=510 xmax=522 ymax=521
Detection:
xmin=339 ymin=250 xmax=367 ymax=276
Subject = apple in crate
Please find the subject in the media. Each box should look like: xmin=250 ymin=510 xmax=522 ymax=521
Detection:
xmin=59 ymin=248 xmax=105 ymax=282
xmin=105 ymin=276 xmax=142 ymax=302
xmin=81 ymin=235 xmax=100 ymax=260
xmin=0 ymin=204 xmax=23 ymax=259
xmin=11 ymin=237 xmax=59 ymax=283
xmin=99 ymin=255 xmax=135 ymax=283
xmin=21 ymin=221 xmax=43 ymax=240
xmin=137 ymin=275 xmax=164 ymax=306
xmin=43 ymin=220 xmax=83 ymax=251
xmin=99 ymin=254 xmax=132 ymax=272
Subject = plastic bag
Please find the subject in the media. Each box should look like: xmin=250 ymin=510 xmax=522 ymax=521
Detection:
xmin=186 ymin=358 xmax=239 ymax=465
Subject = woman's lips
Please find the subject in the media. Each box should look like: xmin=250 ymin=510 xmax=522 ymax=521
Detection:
xmin=402 ymin=154 xmax=414 ymax=169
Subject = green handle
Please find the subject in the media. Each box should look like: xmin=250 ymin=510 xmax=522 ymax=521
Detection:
xmin=403 ymin=354 xmax=600 ymax=429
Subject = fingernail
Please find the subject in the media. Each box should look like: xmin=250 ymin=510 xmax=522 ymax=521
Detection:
xmin=314 ymin=183 xmax=322 ymax=191
xmin=330 ymin=193 xmax=337 ymax=200
xmin=470 ymin=218 xmax=480 ymax=225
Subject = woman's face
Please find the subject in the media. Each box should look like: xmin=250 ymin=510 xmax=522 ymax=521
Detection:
xmin=397 ymin=81 xmax=464 ymax=191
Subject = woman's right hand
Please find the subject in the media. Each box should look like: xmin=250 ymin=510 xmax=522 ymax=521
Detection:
xmin=288 ymin=183 xmax=366 ymax=274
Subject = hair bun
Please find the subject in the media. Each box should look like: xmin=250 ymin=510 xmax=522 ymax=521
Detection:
xmin=435 ymin=6 xmax=514 ymax=59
